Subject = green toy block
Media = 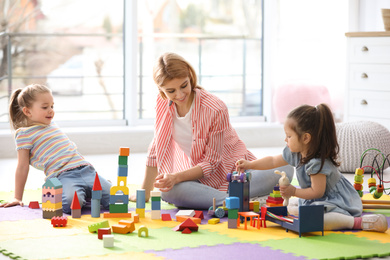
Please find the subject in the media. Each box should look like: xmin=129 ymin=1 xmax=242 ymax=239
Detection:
xmin=228 ymin=208 xmax=238 ymax=219
xmin=88 ymin=220 xmax=109 ymax=233
xmin=151 ymin=196 xmax=161 ymax=201
xmin=270 ymin=193 xmax=282 ymax=198
xmin=109 ymin=203 xmax=128 ymax=213
xmin=118 ymin=156 xmax=128 ymax=166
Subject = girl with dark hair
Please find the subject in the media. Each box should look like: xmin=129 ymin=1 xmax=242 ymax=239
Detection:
xmin=236 ymin=103 xmax=388 ymax=232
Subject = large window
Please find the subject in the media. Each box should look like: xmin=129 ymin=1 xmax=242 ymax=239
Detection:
xmin=0 ymin=0 xmax=264 ymax=127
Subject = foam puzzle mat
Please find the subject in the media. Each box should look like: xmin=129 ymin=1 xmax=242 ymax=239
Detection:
xmin=1 ymin=190 xmax=390 ymax=260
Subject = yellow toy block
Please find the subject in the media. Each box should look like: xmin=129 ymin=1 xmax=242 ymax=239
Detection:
xmin=136 ymin=208 xmax=145 ymax=218
xmin=42 ymin=201 xmax=62 ymax=210
xmin=110 ymin=185 xmax=129 ymax=196
xmin=208 ymin=218 xmax=220 ymax=224
xmin=117 ymin=176 xmax=127 ymax=186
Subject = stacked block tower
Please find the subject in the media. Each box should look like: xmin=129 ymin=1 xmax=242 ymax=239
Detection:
xmin=266 ymin=185 xmax=284 ymax=207
xmin=150 ymin=191 xmax=161 ymax=219
xmin=42 ymin=177 xmax=63 ymax=219
xmin=109 ymin=147 xmax=130 ymax=214
xmin=226 ymin=196 xmax=239 ymax=229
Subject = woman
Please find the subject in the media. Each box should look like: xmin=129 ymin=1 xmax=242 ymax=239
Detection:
xmin=130 ymin=52 xmax=293 ymax=209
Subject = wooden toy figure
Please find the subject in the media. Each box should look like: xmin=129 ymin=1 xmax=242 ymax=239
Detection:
xmin=275 ymin=170 xmax=290 ymax=206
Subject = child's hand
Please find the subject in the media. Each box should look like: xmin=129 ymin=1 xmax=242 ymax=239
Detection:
xmin=280 ymin=184 xmax=296 ymax=199
xmin=0 ymin=198 xmax=24 ymax=208
xmin=235 ymin=159 xmax=250 ymax=172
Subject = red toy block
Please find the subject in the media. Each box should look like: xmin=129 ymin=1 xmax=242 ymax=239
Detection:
xmin=71 ymin=191 xmax=81 ymax=210
xmin=194 ymin=210 xmax=204 ymax=219
xmin=173 ymin=218 xmax=199 ymax=232
xmin=93 ymin=173 xmax=102 ymax=191
xmin=181 ymin=227 xmax=192 ymax=234
xmin=29 ymin=201 xmax=40 ymax=209
xmin=161 ymin=213 xmax=172 ymax=221
xmin=98 ymin=227 xmax=112 ymax=239
xmin=51 ymin=216 xmax=67 ymax=227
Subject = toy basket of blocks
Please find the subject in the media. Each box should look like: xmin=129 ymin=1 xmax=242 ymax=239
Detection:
xmin=336 ymin=121 xmax=390 ymax=173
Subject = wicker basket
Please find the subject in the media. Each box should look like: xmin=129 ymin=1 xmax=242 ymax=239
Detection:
xmin=336 ymin=121 xmax=390 ymax=173
xmin=382 ymin=9 xmax=390 ymax=31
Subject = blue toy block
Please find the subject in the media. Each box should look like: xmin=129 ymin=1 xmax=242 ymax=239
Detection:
xmin=118 ymin=165 xmax=128 ymax=177
xmin=228 ymin=181 xmax=249 ymax=213
xmin=151 ymin=200 xmax=161 ymax=210
xmin=92 ymin=190 xmax=102 ymax=200
xmin=136 ymin=189 xmax=146 ymax=208
xmin=91 ymin=199 xmax=101 ymax=218
xmin=109 ymin=194 xmax=129 ymax=205
xmin=225 ymin=197 xmax=240 ymax=209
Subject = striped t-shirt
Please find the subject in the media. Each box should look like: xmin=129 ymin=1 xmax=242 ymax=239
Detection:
xmin=15 ymin=123 xmax=90 ymax=179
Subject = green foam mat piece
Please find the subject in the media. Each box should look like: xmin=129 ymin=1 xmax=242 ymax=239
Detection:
xmin=0 ymin=227 xmax=239 ymax=259
xmin=257 ymin=233 xmax=390 ymax=260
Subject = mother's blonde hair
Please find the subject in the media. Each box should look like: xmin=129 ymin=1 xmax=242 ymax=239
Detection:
xmin=153 ymin=52 xmax=202 ymax=99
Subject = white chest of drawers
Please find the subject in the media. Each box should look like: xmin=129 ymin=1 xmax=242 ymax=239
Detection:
xmin=345 ymin=32 xmax=390 ymax=130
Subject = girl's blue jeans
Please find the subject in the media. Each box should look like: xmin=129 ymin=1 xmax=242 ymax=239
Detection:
xmin=56 ymin=165 xmax=112 ymax=214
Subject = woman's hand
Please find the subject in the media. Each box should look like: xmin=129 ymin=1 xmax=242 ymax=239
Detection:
xmin=235 ymin=159 xmax=251 ymax=172
xmin=0 ymin=198 xmax=24 ymax=208
xmin=154 ymin=173 xmax=177 ymax=192
xmin=280 ymin=184 xmax=296 ymax=198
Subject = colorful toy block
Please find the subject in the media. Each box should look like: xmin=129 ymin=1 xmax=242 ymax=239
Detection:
xmin=172 ymin=218 xmax=199 ymax=232
xmin=91 ymin=173 xmax=102 ymax=218
xmin=112 ymin=224 xmax=134 ymax=234
xmin=103 ymin=212 xmax=132 ymax=218
xmin=71 ymin=191 xmax=81 ymax=218
xmin=133 ymin=214 xmax=139 ymax=223
xmin=175 ymin=216 xmax=201 ymax=224
xmin=136 ymin=208 xmax=145 ymax=218
xmin=42 ymin=177 xmax=63 ymax=219
xmin=226 ymin=197 xmax=240 ymax=209
xmin=88 ymin=220 xmax=109 ymax=233
xmin=98 ymin=227 xmax=111 ymax=239
xmin=161 ymin=213 xmax=172 ymax=221
xmin=208 ymin=218 xmax=220 ymax=224
xmin=151 ymin=210 xmax=161 ymax=220
xmin=51 ymin=216 xmax=67 ymax=227
xmin=138 ymin=226 xmax=149 ymax=237
xmin=103 ymin=234 xmax=114 ymax=248
xmin=175 ymin=210 xmax=195 ymax=217
xmin=119 ymin=147 xmax=130 ymax=156
xmin=228 ymin=218 xmax=238 ymax=229
xmin=194 ymin=211 xmax=204 ymax=219
xmin=136 ymin=189 xmax=146 ymax=209
xmin=181 ymin=227 xmax=192 ymax=234
xmin=29 ymin=201 xmax=40 ymax=209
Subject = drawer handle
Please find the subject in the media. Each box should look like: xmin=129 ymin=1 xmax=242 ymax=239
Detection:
xmin=361 ymin=99 xmax=368 ymax=105
xmin=361 ymin=73 xmax=368 ymax=78
xmin=361 ymin=46 xmax=369 ymax=52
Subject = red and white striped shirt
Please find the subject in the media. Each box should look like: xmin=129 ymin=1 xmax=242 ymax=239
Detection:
xmin=146 ymin=88 xmax=256 ymax=191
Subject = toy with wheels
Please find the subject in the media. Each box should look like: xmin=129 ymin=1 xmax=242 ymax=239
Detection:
xmin=208 ymin=198 xmax=227 ymax=218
